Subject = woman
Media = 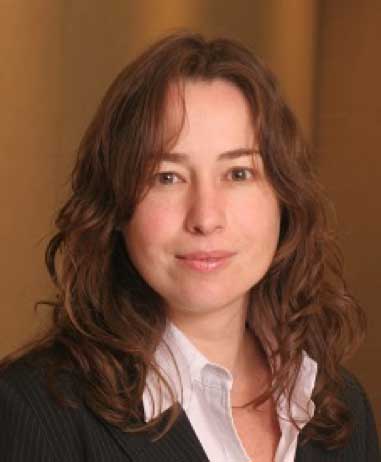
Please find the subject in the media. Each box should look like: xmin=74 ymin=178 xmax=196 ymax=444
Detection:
xmin=0 ymin=31 xmax=379 ymax=462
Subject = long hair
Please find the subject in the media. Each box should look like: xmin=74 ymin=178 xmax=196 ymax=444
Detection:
xmin=1 ymin=31 xmax=366 ymax=448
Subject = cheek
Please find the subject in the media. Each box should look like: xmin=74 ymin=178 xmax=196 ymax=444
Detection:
xmin=234 ymin=190 xmax=280 ymax=244
xmin=124 ymin=199 xmax=179 ymax=254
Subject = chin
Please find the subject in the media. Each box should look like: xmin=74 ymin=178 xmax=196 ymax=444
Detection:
xmin=163 ymin=288 xmax=249 ymax=316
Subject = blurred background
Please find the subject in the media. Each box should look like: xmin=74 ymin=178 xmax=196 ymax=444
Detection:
xmin=1 ymin=0 xmax=380 ymax=434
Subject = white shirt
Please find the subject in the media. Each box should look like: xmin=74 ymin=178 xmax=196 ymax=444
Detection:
xmin=143 ymin=321 xmax=318 ymax=462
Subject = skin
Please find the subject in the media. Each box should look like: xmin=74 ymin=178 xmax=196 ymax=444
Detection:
xmin=123 ymin=78 xmax=281 ymax=393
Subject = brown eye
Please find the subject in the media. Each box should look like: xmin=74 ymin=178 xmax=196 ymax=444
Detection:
xmin=229 ymin=168 xmax=255 ymax=181
xmin=155 ymin=172 xmax=182 ymax=185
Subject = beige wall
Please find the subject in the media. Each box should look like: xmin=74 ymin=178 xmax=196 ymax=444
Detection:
xmin=0 ymin=1 xmax=64 ymax=353
xmin=1 ymin=0 xmax=379 ymax=432
xmin=316 ymin=0 xmax=381 ymax=432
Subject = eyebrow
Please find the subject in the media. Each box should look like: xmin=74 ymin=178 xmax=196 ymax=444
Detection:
xmin=160 ymin=148 xmax=260 ymax=163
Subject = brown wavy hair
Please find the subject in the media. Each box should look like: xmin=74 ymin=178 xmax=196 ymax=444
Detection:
xmin=1 ymin=31 xmax=366 ymax=449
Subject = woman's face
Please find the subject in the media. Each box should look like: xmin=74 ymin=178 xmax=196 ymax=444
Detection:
xmin=123 ymin=79 xmax=280 ymax=320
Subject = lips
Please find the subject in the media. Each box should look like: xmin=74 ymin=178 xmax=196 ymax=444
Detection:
xmin=176 ymin=250 xmax=235 ymax=273
xmin=176 ymin=250 xmax=236 ymax=260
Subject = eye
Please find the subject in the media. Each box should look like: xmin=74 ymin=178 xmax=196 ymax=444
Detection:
xmin=154 ymin=171 xmax=183 ymax=185
xmin=227 ymin=167 xmax=255 ymax=182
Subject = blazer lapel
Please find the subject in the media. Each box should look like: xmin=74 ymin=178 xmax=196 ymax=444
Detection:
xmin=102 ymin=404 xmax=210 ymax=462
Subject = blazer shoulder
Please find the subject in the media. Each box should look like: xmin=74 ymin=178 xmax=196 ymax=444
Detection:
xmin=0 ymin=352 xmax=87 ymax=462
xmin=0 ymin=351 xmax=141 ymax=462
xmin=0 ymin=355 xmax=58 ymax=461
xmin=339 ymin=367 xmax=380 ymax=461
xmin=340 ymin=367 xmax=376 ymax=418
xmin=1 ymin=351 xmax=49 ymax=387
xmin=0 ymin=350 xmax=79 ymax=410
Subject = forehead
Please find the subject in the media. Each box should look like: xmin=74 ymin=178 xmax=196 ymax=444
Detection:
xmin=165 ymin=78 xmax=252 ymax=120
xmin=162 ymin=78 xmax=256 ymax=152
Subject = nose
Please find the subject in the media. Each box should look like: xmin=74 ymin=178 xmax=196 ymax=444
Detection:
xmin=184 ymin=182 xmax=226 ymax=236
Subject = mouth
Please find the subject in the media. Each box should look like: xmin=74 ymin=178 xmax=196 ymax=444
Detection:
xmin=176 ymin=250 xmax=236 ymax=260
xmin=175 ymin=251 xmax=235 ymax=273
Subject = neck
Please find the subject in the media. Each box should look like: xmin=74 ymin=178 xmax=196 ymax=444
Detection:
xmin=167 ymin=298 xmax=270 ymax=393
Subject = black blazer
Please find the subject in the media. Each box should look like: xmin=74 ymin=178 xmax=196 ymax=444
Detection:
xmin=0 ymin=357 xmax=379 ymax=462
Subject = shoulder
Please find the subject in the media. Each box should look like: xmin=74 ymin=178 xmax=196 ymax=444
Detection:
xmin=0 ymin=349 xmax=79 ymax=412
xmin=340 ymin=367 xmax=378 ymax=428
xmin=299 ymin=367 xmax=380 ymax=461
xmin=0 ymin=350 xmax=101 ymax=462
xmin=341 ymin=368 xmax=380 ymax=457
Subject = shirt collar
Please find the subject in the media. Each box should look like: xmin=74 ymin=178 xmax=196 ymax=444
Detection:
xmin=143 ymin=320 xmax=208 ymax=421
xmin=143 ymin=320 xmax=318 ymax=426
